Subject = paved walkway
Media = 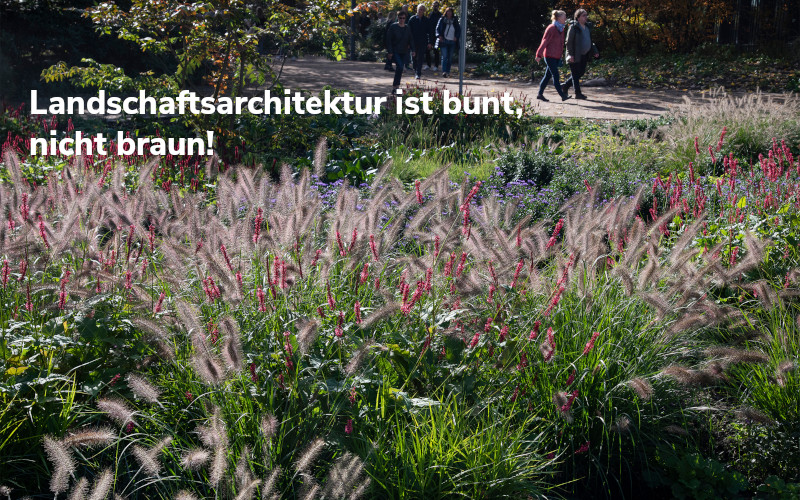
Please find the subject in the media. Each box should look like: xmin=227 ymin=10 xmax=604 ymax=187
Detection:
xmin=275 ymin=56 xmax=702 ymax=121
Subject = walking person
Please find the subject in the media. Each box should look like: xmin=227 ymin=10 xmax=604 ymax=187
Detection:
xmin=383 ymin=10 xmax=398 ymax=71
xmin=400 ymin=5 xmax=412 ymax=69
xmin=534 ymin=10 xmax=571 ymax=102
xmin=409 ymin=5 xmax=432 ymax=80
xmin=387 ymin=10 xmax=415 ymax=93
xmin=564 ymin=9 xmax=600 ymax=99
xmin=436 ymin=7 xmax=460 ymax=78
xmin=427 ymin=1 xmax=442 ymax=71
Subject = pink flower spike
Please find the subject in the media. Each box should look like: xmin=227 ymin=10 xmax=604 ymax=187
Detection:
xmin=336 ymin=231 xmax=346 ymax=257
xmin=499 ymin=325 xmax=508 ymax=342
xmin=253 ymin=208 xmax=263 ymax=243
xmin=221 ymin=244 xmax=233 ymax=271
xmin=37 ymin=215 xmax=50 ymax=249
xmin=575 ymin=441 xmax=590 ymax=455
xmin=327 ymin=283 xmax=336 ymax=310
xmin=511 ymin=259 xmax=524 ymax=288
xmin=583 ymin=331 xmax=600 ymax=355
xmin=444 ymin=252 xmax=455 ymax=277
xmin=369 ymin=234 xmax=379 ymax=261
xmin=529 ymin=321 xmax=540 ymax=341
xmin=311 ymin=248 xmax=322 ymax=267
xmin=456 ymin=252 xmax=467 ymax=276
xmin=469 ymin=331 xmax=480 ymax=349
xmin=546 ymin=219 xmax=564 ymax=249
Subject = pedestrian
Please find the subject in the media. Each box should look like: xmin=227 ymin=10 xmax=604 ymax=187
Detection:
xmin=383 ymin=11 xmax=398 ymax=71
xmin=436 ymin=7 xmax=460 ymax=78
xmin=563 ymin=9 xmax=600 ymax=99
xmin=387 ymin=10 xmax=415 ymax=93
xmin=427 ymin=1 xmax=442 ymax=71
xmin=409 ymin=5 xmax=432 ymax=80
xmin=534 ymin=10 xmax=571 ymax=102
xmin=400 ymin=5 xmax=412 ymax=69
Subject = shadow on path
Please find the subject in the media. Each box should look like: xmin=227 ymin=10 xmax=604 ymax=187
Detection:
xmin=271 ymin=56 xmax=781 ymax=120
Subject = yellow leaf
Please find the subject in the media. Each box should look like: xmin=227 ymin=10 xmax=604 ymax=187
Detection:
xmin=5 ymin=366 xmax=28 ymax=376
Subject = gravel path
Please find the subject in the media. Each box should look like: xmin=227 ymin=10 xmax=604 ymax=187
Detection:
xmin=276 ymin=56 xmax=704 ymax=121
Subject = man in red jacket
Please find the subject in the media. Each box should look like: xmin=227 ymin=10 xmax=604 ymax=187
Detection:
xmin=534 ymin=10 xmax=571 ymax=102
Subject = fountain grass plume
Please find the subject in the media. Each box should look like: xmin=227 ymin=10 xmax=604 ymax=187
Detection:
xmin=44 ymin=436 xmax=75 ymax=496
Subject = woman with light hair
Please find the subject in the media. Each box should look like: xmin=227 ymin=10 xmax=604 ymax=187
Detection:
xmin=534 ymin=10 xmax=571 ymax=102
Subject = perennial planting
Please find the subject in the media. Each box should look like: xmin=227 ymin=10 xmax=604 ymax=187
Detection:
xmin=1 ymin=92 xmax=799 ymax=498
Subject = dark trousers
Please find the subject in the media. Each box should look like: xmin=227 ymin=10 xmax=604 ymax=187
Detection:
xmin=413 ymin=43 xmax=426 ymax=76
xmin=537 ymin=57 xmax=568 ymax=99
xmin=393 ymin=52 xmax=411 ymax=87
xmin=426 ymin=47 xmax=440 ymax=68
xmin=565 ymin=59 xmax=588 ymax=95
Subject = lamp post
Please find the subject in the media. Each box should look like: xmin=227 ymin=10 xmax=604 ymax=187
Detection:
xmin=458 ymin=0 xmax=468 ymax=95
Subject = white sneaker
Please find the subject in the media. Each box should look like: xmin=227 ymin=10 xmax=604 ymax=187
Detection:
xmin=434 ymin=66 xmax=439 ymax=71
xmin=423 ymin=65 xmax=430 ymax=70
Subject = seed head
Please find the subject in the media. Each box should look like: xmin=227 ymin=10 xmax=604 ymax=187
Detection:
xmin=181 ymin=448 xmax=211 ymax=470
xmin=627 ymin=378 xmax=653 ymax=400
xmin=126 ymin=374 xmax=161 ymax=404
xmin=97 ymin=398 xmax=135 ymax=429
xmin=44 ymin=436 xmax=75 ymax=496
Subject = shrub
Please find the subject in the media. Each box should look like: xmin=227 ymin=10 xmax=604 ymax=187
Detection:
xmin=645 ymin=452 xmax=748 ymax=500
xmin=492 ymin=148 xmax=561 ymax=187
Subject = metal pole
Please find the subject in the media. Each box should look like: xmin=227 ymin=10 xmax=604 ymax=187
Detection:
xmin=458 ymin=0 xmax=467 ymax=95
xmin=350 ymin=0 xmax=357 ymax=60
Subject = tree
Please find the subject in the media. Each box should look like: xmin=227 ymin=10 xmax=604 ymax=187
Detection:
xmin=42 ymin=0 xmax=348 ymax=97
xmin=572 ymin=0 xmax=729 ymax=52
xmin=468 ymin=0 xmax=551 ymax=53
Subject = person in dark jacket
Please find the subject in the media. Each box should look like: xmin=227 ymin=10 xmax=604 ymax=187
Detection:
xmin=563 ymin=9 xmax=600 ymax=99
xmin=383 ymin=11 xmax=398 ymax=71
xmin=435 ymin=7 xmax=460 ymax=78
xmin=408 ymin=5 xmax=432 ymax=80
xmin=387 ymin=10 xmax=415 ymax=93
xmin=427 ymin=2 xmax=442 ymax=71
